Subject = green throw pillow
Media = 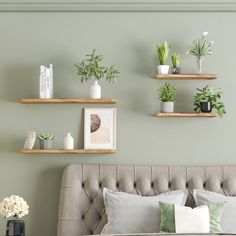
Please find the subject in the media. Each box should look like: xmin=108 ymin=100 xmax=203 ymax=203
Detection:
xmin=160 ymin=201 xmax=224 ymax=233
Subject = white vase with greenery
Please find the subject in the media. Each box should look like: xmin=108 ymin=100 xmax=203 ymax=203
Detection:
xmin=74 ymin=49 xmax=119 ymax=98
xmin=156 ymin=41 xmax=171 ymax=74
xmin=158 ymin=82 xmax=176 ymax=113
xmin=187 ymin=32 xmax=214 ymax=74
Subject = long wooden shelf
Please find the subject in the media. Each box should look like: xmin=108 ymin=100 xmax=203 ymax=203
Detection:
xmin=155 ymin=74 xmax=217 ymax=80
xmin=19 ymin=149 xmax=117 ymax=154
xmin=155 ymin=112 xmax=217 ymax=118
xmin=19 ymin=98 xmax=118 ymax=104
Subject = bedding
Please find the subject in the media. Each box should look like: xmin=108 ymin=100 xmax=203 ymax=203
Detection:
xmin=160 ymin=202 xmax=224 ymax=233
xmin=102 ymin=188 xmax=188 ymax=234
xmin=193 ymin=189 xmax=236 ymax=233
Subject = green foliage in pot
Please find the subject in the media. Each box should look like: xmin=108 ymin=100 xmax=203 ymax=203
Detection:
xmin=187 ymin=32 xmax=213 ymax=58
xmin=37 ymin=133 xmax=56 ymax=140
xmin=156 ymin=42 xmax=171 ymax=65
xmin=194 ymin=85 xmax=226 ymax=117
xmin=158 ymin=82 xmax=176 ymax=102
xmin=74 ymin=49 xmax=120 ymax=83
xmin=171 ymin=53 xmax=182 ymax=68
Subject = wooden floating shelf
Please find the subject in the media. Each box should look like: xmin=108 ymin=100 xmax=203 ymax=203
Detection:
xmin=155 ymin=112 xmax=217 ymax=118
xmin=19 ymin=98 xmax=118 ymax=104
xmin=19 ymin=149 xmax=117 ymax=154
xmin=155 ymin=74 xmax=217 ymax=80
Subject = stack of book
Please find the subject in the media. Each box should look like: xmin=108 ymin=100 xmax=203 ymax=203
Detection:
xmin=39 ymin=64 xmax=53 ymax=99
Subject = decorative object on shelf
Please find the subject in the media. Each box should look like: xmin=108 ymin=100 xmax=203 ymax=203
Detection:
xmin=156 ymin=41 xmax=171 ymax=74
xmin=187 ymin=32 xmax=214 ymax=74
xmin=158 ymin=82 xmax=176 ymax=113
xmin=37 ymin=133 xmax=56 ymax=149
xmin=84 ymin=108 xmax=116 ymax=149
xmin=0 ymin=195 xmax=29 ymax=236
xmin=64 ymin=133 xmax=74 ymax=150
xmin=74 ymin=49 xmax=120 ymax=99
xmin=171 ymin=53 xmax=182 ymax=74
xmin=39 ymin=64 xmax=53 ymax=99
xmin=194 ymin=85 xmax=226 ymax=117
xmin=23 ymin=131 xmax=36 ymax=150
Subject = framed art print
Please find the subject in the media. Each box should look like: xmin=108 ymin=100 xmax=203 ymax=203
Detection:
xmin=84 ymin=108 xmax=116 ymax=149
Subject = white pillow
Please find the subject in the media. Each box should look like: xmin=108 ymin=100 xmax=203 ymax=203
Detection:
xmin=101 ymin=188 xmax=188 ymax=234
xmin=193 ymin=189 xmax=236 ymax=233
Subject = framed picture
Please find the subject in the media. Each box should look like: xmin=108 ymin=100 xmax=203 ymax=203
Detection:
xmin=84 ymin=108 xmax=116 ymax=149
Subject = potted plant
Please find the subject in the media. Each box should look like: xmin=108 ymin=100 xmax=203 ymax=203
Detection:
xmin=156 ymin=41 xmax=171 ymax=74
xmin=37 ymin=133 xmax=56 ymax=149
xmin=74 ymin=49 xmax=120 ymax=99
xmin=187 ymin=32 xmax=214 ymax=74
xmin=171 ymin=53 xmax=182 ymax=74
xmin=194 ymin=85 xmax=226 ymax=116
xmin=158 ymin=82 xmax=176 ymax=112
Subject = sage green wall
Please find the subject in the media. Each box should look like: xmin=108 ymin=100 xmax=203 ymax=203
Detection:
xmin=0 ymin=10 xmax=235 ymax=236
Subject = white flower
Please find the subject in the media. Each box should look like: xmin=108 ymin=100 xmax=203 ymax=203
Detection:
xmin=0 ymin=195 xmax=29 ymax=219
xmin=202 ymin=32 xmax=208 ymax=37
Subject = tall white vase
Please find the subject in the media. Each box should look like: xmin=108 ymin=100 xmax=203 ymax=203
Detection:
xmin=90 ymin=80 xmax=101 ymax=99
xmin=64 ymin=133 xmax=74 ymax=150
xmin=24 ymin=131 xmax=36 ymax=149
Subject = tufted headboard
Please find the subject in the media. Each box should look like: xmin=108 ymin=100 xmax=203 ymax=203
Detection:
xmin=57 ymin=164 xmax=236 ymax=236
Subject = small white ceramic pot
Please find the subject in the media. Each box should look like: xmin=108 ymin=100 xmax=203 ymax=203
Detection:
xmin=161 ymin=102 xmax=174 ymax=113
xmin=157 ymin=65 xmax=170 ymax=74
xmin=90 ymin=80 xmax=101 ymax=99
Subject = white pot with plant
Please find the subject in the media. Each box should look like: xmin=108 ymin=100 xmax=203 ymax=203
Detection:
xmin=171 ymin=53 xmax=182 ymax=74
xmin=187 ymin=32 xmax=214 ymax=74
xmin=0 ymin=195 xmax=29 ymax=236
xmin=74 ymin=49 xmax=120 ymax=99
xmin=156 ymin=41 xmax=171 ymax=74
xmin=37 ymin=133 xmax=56 ymax=149
xmin=158 ymin=82 xmax=176 ymax=113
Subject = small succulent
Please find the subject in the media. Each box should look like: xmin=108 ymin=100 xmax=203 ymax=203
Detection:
xmin=37 ymin=133 xmax=56 ymax=140
xmin=156 ymin=42 xmax=171 ymax=65
xmin=158 ymin=82 xmax=176 ymax=102
xmin=74 ymin=49 xmax=120 ymax=83
xmin=171 ymin=53 xmax=182 ymax=68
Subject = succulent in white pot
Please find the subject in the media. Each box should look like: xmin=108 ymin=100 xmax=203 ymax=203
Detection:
xmin=158 ymin=82 xmax=176 ymax=113
xmin=156 ymin=41 xmax=171 ymax=74
xmin=74 ymin=49 xmax=120 ymax=99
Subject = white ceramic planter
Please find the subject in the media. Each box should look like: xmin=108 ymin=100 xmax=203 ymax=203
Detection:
xmin=157 ymin=65 xmax=170 ymax=74
xmin=90 ymin=80 xmax=101 ymax=99
xmin=161 ymin=102 xmax=174 ymax=113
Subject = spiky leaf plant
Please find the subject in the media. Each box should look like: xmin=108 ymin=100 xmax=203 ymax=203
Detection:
xmin=194 ymin=85 xmax=226 ymax=117
xmin=74 ymin=49 xmax=119 ymax=83
xmin=171 ymin=53 xmax=182 ymax=68
xmin=158 ymin=82 xmax=176 ymax=102
xmin=156 ymin=42 xmax=171 ymax=65
xmin=37 ymin=133 xmax=56 ymax=140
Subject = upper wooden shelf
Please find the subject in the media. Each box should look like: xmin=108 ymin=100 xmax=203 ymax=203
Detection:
xmin=19 ymin=98 xmax=118 ymax=104
xmin=155 ymin=74 xmax=217 ymax=80
xmin=155 ymin=112 xmax=217 ymax=118
xmin=19 ymin=149 xmax=117 ymax=154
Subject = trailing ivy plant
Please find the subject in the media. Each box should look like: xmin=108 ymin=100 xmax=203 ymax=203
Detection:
xmin=158 ymin=82 xmax=176 ymax=102
xmin=171 ymin=53 xmax=182 ymax=68
xmin=37 ymin=133 xmax=56 ymax=140
xmin=194 ymin=85 xmax=226 ymax=117
xmin=74 ymin=49 xmax=120 ymax=83
xmin=156 ymin=42 xmax=171 ymax=65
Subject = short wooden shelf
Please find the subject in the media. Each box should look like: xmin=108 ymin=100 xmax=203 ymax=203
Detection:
xmin=155 ymin=74 xmax=217 ymax=80
xmin=19 ymin=98 xmax=118 ymax=104
xmin=155 ymin=112 xmax=217 ymax=118
xmin=19 ymin=149 xmax=117 ymax=154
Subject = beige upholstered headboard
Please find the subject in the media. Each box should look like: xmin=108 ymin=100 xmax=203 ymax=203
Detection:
xmin=57 ymin=164 xmax=236 ymax=236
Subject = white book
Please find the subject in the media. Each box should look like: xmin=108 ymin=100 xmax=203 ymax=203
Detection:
xmin=39 ymin=65 xmax=53 ymax=99
xmin=49 ymin=64 xmax=53 ymax=98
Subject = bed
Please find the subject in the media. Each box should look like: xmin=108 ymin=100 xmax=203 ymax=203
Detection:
xmin=57 ymin=164 xmax=236 ymax=236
